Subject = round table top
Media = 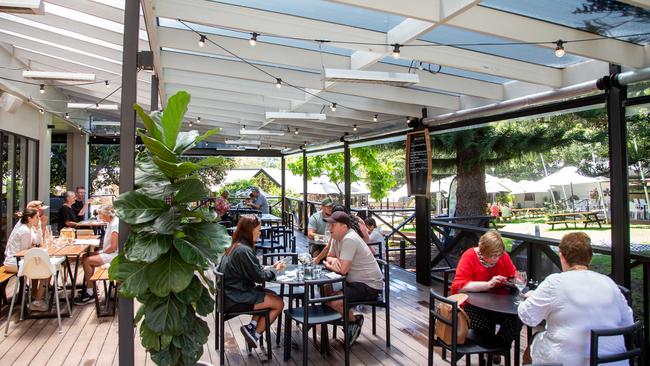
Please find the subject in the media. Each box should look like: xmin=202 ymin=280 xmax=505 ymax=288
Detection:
xmin=272 ymin=264 xmax=338 ymax=285
xmin=465 ymin=286 xmax=520 ymax=315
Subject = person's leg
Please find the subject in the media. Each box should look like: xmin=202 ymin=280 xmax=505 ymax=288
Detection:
xmin=252 ymin=293 xmax=284 ymax=333
xmin=496 ymin=313 xmax=520 ymax=344
xmin=464 ymin=304 xmax=496 ymax=334
xmin=83 ymin=255 xmax=104 ymax=289
xmin=325 ymin=292 xmax=354 ymax=320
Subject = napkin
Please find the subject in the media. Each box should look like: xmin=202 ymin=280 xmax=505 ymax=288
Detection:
xmin=325 ymin=272 xmax=341 ymax=279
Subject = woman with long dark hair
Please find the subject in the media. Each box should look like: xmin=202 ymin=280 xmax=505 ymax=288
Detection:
xmin=217 ymin=215 xmax=286 ymax=348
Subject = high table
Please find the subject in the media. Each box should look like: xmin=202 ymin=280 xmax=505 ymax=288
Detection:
xmin=76 ymin=219 xmax=108 ymax=237
xmin=465 ymin=287 xmax=523 ymax=366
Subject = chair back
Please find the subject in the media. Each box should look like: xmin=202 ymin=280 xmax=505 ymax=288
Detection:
xmin=376 ymin=258 xmax=390 ymax=305
xmin=262 ymin=252 xmax=298 ymax=265
xmin=368 ymin=241 xmax=383 ymax=259
xmin=443 ymin=268 xmax=456 ymax=298
xmin=430 ymin=289 xmax=468 ymax=347
xmin=617 ymin=285 xmax=632 ymax=307
xmin=19 ymin=248 xmax=56 ymax=279
xmin=590 ymin=321 xmax=644 ymax=366
xmin=213 ymin=270 xmax=225 ymax=314
xmin=303 ymin=276 xmax=347 ymax=307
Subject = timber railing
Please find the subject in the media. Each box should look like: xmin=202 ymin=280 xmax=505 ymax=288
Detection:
xmin=355 ymin=208 xmax=417 ymax=269
xmin=429 ymin=219 xmax=650 ymax=352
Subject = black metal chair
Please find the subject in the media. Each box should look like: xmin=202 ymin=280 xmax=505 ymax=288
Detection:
xmin=428 ymin=289 xmax=511 ymax=366
xmin=213 ymin=270 xmax=272 ymax=366
xmin=367 ymin=241 xmax=384 ymax=259
xmin=617 ymin=284 xmax=632 ymax=307
xmin=332 ymin=258 xmax=391 ymax=347
xmin=283 ymin=275 xmax=350 ymax=366
xmin=589 ymin=320 xmax=644 ymax=366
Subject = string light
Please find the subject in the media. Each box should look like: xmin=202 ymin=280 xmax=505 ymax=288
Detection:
xmin=188 ymin=121 xmax=193 ymax=127
xmin=294 ymin=128 xmax=299 ymax=135
xmin=554 ymin=40 xmax=566 ymax=58
xmin=392 ymin=44 xmax=401 ymax=59
xmin=105 ymin=80 xmax=110 ymax=88
xmin=39 ymin=108 xmax=44 ymax=114
xmin=198 ymin=34 xmax=207 ymax=47
xmin=249 ymin=32 xmax=258 ymax=46
xmin=276 ymin=78 xmax=282 ymax=89
xmin=39 ymin=84 xmax=45 ymax=94
xmin=330 ymin=103 xmax=337 ymax=112
xmin=242 ymin=124 xmax=246 ymax=130
xmin=353 ymin=124 xmax=357 ymax=131
xmin=65 ymin=112 xmax=69 ymax=119
xmin=406 ymin=116 xmax=411 ymax=123
xmin=197 ymin=116 xmax=201 ymax=123
xmin=95 ymin=103 xmax=99 ymax=109
xmin=373 ymin=114 xmax=378 ymax=122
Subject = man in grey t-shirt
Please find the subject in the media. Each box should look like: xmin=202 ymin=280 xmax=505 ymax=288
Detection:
xmin=249 ymin=187 xmax=269 ymax=214
xmin=323 ymin=211 xmax=383 ymax=345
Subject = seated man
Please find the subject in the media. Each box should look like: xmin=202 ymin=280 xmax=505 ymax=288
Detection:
xmin=308 ymin=198 xmax=333 ymax=240
xmin=248 ymin=187 xmax=269 ymax=214
xmin=75 ymin=205 xmax=119 ymax=305
xmin=323 ymin=211 xmax=384 ymax=345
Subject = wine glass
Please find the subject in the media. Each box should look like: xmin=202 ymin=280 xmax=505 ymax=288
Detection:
xmin=514 ymin=270 xmax=527 ymax=304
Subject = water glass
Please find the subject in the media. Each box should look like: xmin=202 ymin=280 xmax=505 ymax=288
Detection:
xmin=313 ymin=265 xmax=322 ymax=278
xmin=514 ymin=270 xmax=527 ymax=304
xmin=297 ymin=263 xmax=304 ymax=280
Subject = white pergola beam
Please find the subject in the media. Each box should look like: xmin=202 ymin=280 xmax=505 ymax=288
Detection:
xmin=45 ymin=0 xmax=147 ymax=31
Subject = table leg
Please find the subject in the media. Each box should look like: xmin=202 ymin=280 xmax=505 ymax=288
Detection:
xmin=70 ymin=255 xmax=81 ymax=300
xmin=514 ymin=318 xmax=521 ymax=366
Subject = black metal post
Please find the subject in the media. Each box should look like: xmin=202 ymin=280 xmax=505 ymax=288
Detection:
xmin=150 ymin=74 xmax=159 ymax=111
xmin=344 ymin=141 xmax=351 ymax=211
xmin=303 ymin=150 xmax=308 ymax=235
xmin=281 ymin=155 xmax=286 ymax=224
xmin=415 ymin=195 xmax=431 ymax=285
xmin=607 ymin=64 xmax=631 ymax=289
xmin=118 ymin=0 xmax=139 ymax=364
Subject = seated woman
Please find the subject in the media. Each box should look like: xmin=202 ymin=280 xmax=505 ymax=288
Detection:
xmin=518 ymin=232 xmax=633 ymax=366
xmin=450 ymin=231 xmax=519 ymax=350
xmin=58 ymin=191 xmax=80 ymax=232
xmin=4 ymin=208 xmax=48 ymax=310
xmin=75 ymin=205 xmax=119 ymax=305
xmin=217 ymin=215 xmax=286 ymax=348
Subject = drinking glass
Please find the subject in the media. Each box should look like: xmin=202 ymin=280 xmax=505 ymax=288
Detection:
xmin=514 ymin=270 xmax=527 ymax=304
xmin=314 ymin=265 xmax=322 ymax=278
xmin=297 ymin=263 xmax=304 ymax=280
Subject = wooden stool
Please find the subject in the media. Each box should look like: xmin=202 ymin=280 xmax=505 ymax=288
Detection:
xmin=90 ymin=267 xmax=118 ymax=317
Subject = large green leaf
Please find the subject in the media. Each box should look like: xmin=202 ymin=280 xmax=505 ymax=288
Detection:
xmin=173 ymin=178 xmax=207 ymax=203
xmin=196 ymin=156 xmax=225 ymax=168
xmin=152 ymin=207 xmax=178 ymax=235
xmin=108 ymin=255 xmax=149 ymax=297
xmin=150 ymin=348 xmax=178 ymax=366
xmin=196 ymin=285 xmax=214 ymax=316
xmin=134 ymin=103 xmax=163 ymax=141
xmin=134 ymin=153 xmax=168 ymax=189
xmin=172 ymin=237 xmax=210 ymax=267
xmin=173 ymin=130 xmax=200 ymax=155
xmin=146 ymin=250 xmax=195 ymax=297
xmin=114 ymin=191 xmax=168 ymax=225
xmin=193 ymin=128 xmax=221 ymax=148
xmin=183 ymin=207 xmax=217 ymax=223
xmin=174 ymin=276 xmax=203 ymax=304
xmin=183 ymin=222 xmax=230 ymax=259
xmin=125 ymin=232 xmax=173 ymax=263
xmin=161 ymin=91 xmax=190 ymax=149
xmin=153 ymin=157 xmax=200 ymax=180
xmin=141 ymin=323 xmax=167 ymax=351
xmin=145 ymin=294 xmax=186 ymax=334
xmin=139 ymin=131 xmax=178 ymax=163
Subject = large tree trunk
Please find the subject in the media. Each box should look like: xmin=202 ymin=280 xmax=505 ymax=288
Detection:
xmin=455 ymin=147 xmax=487 ymax=224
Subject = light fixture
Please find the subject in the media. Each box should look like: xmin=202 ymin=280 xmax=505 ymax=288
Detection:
xmin=67 ymin=102 xmax=119 ymax=110
xmin=249 ymin=32 xmax=258 ymax=46
xmin=418 ymin=62 xmax=424 ymax=71
xmin=330 ymin=103 xmax=337 ymax=112
xmin=198 ymin=34 xmax=207 ymax=47
xmin=554 ymin=40 xmax=565 ymax=58
xmin=406 ymin=116 xmax=411 ymax=123
xmin=294 ymin=128 xmax=299 ymax=135
xmin=39 ymin=108 xmax=44 ymax=114
xmin=24 ymin=71 xmax=96 ymax=81
xmin=322 ymin=68 xmax=419 ymax=86
xmin=242 ymin=124 xmax=246 ymax=130
xmin=39 ymin=84 xmax=44 ymax=94
xmin=392 ymin=44 xmax=401 ymax=59
xmin=225 ymin=139 xmax=261 ymax=145
xmin=353 ymin=124 xmax=357 ymax=131
xmin=240 ymin=129 xmax=285 ymax=136
xmin=265 ymin=112 xmax=326 ymax=120
xmin=65 ymin=112 xmax=69 ymax=119
xmin=197 ymin=116 xmax=201 ymax=123
xmin=276 ymin=78 xmax=282 ymax=89
xmin=373 ymin=114 xmax=378 ymax=122
xmin=188 ymin=121 xmax=193 ymax=127
xmin=105 ymin=80 xmax=110 ymax=88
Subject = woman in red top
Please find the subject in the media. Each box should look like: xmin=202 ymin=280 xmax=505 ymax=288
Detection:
xmin=451 ymin=230 xmax=520 ymax=348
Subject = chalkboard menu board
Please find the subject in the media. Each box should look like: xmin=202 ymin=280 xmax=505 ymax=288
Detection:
xmin=406 ymin=129 xmax=432 ymax=197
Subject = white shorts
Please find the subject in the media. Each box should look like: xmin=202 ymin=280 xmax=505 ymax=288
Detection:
xmin=99 ymin=251 xmax=118 ymax=264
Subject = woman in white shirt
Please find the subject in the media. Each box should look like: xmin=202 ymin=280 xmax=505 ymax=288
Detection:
xmin=4 ymin=209 xmax=40 ymax=272
xmin=75 ymin=205 xmax=119 ymax=305
xmin=518 ymin=232 xmax=633 ymax=366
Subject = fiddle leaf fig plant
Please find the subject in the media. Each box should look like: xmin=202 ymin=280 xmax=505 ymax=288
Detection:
xmin=109 ymin=91 xmax=230 ymax=365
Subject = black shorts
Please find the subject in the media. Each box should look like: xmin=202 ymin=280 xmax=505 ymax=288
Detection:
xmin=225 ymin=288 xmax=276 ymax=313
xmin=346 ymin=282 xmax=380 ymax=303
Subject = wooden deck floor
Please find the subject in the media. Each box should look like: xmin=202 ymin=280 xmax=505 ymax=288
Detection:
xmin=0 ymin=231 xmax=522 ymax=365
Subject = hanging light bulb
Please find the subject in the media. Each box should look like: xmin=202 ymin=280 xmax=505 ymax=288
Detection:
xmin=105 ymin=80 xmax=110 ymax=88
xmin=65 ymin=112 xmax=69 ymax=119
xmin=294 ymin=128 xmax=299 ymax=135
xmin=39 ymin=108 xmax=44 ymax=114
xmin=276 ymin=78 xmax=282 ymax=89
xmin=197 ymin=116 xmax=201 ymax=124
xmin=39 ymin=84 xmax=45 ymax=94
xmin=373 ymin=114 xmax=378 ymax=122
xmin=242 ymin=124 xmax=246 ymax=130
xmin=188 ymin=121 xmax=193 ymax=127
xmin=406 ymin=116 xmax=411 ymax=123
xmin=330 ymin=103 xmax=337 ymax=112
xmin=392 ymin=44 xmax=401 ymax=59
xmin=353 ymin=124 xmax=357 ymax=132
xmin=249 ymin=32 xmax=258 ymax=46
xmin=95 ymin=103 xmax=100 ymax=109
xmin=198 ymin=34 xmax=207 ymax=47
xmin=418 ymin=62 xmax=424 ymax=71
xmin=554 ymin=40 xmax=565 ymax=58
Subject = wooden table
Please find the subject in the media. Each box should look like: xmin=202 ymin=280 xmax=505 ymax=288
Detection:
xmin=76 ymin=219 xmax=108 ymax=236
xmin=546 ymin=211 xmax=602 ymax=229
xmin=511 ymin=208 xmax=545 ymax=219
xmin=465 ymin=287 xmax=523 ymax=366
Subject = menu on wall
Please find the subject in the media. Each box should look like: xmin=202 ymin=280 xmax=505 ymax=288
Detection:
xmin=406 ymin=129 xmax=432 ymax=197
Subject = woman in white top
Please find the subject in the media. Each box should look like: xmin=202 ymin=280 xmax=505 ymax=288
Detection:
xmin=75 ymin=205 xmax=119 ymax=305
xmin=518 ymin=232 xmax=633 ymax=366
xmin=4 ymin=209 xmax=40 ymax=272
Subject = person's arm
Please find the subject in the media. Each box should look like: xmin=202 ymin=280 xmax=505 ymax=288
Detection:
xmin=103 ymin=231 xmax=119 ymax=254
xmin=238 ymin=249 xmax=276 ymax=283
xmin=356 ymin=217 xmax=370 ymax=243
xmin=337 ymin=259 xmax=352 ymax=275
xmin=460 ymin=276 xmax=506 ymax=292
xmin=19 ymin=229 xmax=33 ymax=250
xmin=307 ymin=228 xmax=316 ymax=240
xmin=78 ymin=199 xmax=92 ymax=217
xmin=312 ymin=241 xmax=330 ymax=264
xmin=517 ymin=275 xmax=557 ymax=326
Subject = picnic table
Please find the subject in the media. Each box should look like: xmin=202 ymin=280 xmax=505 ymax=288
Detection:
xmin=511 ymin=207 xmax=545 ymax=219
xmin=546 ymin=210 xmax=603 ymax=229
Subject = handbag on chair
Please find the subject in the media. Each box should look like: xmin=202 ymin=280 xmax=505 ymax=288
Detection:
xmin=434 ymin=293 xmax=469 ymax=345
